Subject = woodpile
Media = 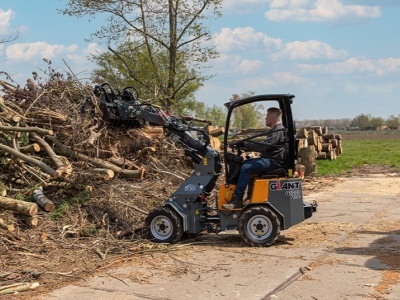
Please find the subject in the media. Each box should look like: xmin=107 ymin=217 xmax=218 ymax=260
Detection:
xmin=296 ymin=126 xmax=343 ymax=176
xmin=0 ymin=75 xmax=178 ymax=227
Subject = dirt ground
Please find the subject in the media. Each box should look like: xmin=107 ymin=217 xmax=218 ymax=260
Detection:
xmin=35 ymin=165 xmax=400 ymax=300
xmin=0 ymin=165 xmax=400 ymax=299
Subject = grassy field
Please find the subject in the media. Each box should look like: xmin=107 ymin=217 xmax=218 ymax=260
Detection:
xmin=316 ymin=133 xmax=400 ymax=176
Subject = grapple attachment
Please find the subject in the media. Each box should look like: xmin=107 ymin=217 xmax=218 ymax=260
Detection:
xmin=82 ymin=83 xmax=168 ymax=128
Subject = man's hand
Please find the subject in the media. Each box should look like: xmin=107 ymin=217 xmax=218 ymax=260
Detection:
xmin=228 ymin=141 xmax=244 ymax=148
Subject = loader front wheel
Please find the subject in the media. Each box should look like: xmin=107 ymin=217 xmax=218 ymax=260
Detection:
xmin=238 ymin=206 xmax=280 ymax=247
xmin=145 ymin=206 xmax=183 ymax=244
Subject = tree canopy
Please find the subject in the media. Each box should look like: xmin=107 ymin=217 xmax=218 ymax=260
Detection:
xmin=229 ymin=92 xmax=265 ymax=129
xmin=61 ymin=0 xmax=222 ymax=110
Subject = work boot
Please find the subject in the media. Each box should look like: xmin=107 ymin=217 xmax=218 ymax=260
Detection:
xmin=222 ymin=195 xmax=243 ymax=210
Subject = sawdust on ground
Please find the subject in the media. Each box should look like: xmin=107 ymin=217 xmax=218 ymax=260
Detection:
xmin=1 ymin=165 xmax=400 ymax=299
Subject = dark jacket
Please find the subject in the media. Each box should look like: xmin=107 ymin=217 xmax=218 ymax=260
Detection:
xmin=243 ymin=123 xmax=285 ymax=164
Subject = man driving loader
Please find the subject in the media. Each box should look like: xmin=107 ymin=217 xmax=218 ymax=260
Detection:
xmin=222 ymin=107 xmax=285 ymax=210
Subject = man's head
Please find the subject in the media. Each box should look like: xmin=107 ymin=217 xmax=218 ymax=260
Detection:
xmin=265 ymin=107 xmax=282 ymax=127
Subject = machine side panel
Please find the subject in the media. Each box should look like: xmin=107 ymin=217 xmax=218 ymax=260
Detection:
xmin=219 ymin=211 xmax=240 ymax=231
xmin=268 ymin=179 xmax=304 ymax=229
xmin=168 ymin=153 xmax=218 ymax=234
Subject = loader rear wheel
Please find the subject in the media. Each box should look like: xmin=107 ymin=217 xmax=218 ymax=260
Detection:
xmin=238 ymin=206 xmax=280 ymax=247
xmin=144 ymin=206 xmax=183 ymax=244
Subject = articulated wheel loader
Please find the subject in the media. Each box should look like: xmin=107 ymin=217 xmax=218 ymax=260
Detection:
xmin=88 ymin=84 xmax=317 ymax=247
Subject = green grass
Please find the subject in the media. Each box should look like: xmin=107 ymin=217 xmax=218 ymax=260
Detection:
xmin=317 ymin=138 xmax=400 ymax=176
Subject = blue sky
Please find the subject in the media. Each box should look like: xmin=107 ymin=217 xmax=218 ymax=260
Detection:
xmin=1 ymin=0 xmax=399 ymax=121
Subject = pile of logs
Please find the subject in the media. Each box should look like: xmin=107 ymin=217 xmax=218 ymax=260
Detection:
xmin=0 ymin=77 xmax=167 ymax=228
xmin=297 ymin=126 xmax=343 ymax=176
xmin=0 ymin=76 xmax=223 ymax=230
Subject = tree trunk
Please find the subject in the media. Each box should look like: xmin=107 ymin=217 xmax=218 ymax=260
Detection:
xmin=296 ymin=128 xmax=308 ymax=139
xmin=208 ymin=127 xmax=225 ymax=137
xmin=297 ymin=138 xmax=308 ymax=150
xmin=209 ymin=137 xmax=221 ymax=151
xmin=18 ymin=215 xmax=39 ymax=227
xmin=33 ymin=189 xmax=56 ymax=212
xmin=307 ymin=130 xmax=318 ymax=146
xmin=321 ymin=143 xmax=332 ymax=152
xmin=19 ymin=143 xmax=41 ymax=154
xmin=327 ymin=150 xmax=337 ymax=160
xmin=329 ymin=139 xmax=338 ymax=148
xmin=0 ymin=218 xmax=14 ymax=232
xmin=0 ymin=196 xmax=38 ymax=216
xmin=298 ymin=145 xmax=317 ymax=176
xmin=79 ymin=169 xmax=115 ymax=181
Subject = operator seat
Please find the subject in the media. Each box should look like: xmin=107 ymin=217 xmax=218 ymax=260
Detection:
xmin=246 ymin=166 xmax=287 ymax=200
xmin=260 ymin=167 xmax=287 ymax=179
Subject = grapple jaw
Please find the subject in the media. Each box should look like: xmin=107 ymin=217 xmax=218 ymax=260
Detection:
xmin=81 ymin=83 xmax=168 ymax=128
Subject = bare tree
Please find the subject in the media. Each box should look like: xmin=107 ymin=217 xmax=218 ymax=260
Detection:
xmin=61 ymin=0 xmax=222 ymax=109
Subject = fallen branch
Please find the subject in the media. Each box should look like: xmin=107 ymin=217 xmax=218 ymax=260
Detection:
xmin=0 ymin=196 xmax=38 ymax=216
xmin=0 ymin=218 xmax=15 ymax=232
xmin=19 ymin=143 xmax=41 ymax=154
xmin=0 ymin=124 xmax=53 ymax=135
xmin=33 ymin=189 xmax=56 ymax=212
xmin=0 ymin=282 xmax=40 ymax=295
xmin=18 ymin=215 xmax=39 ymax=227
xmin=30 ymin=132 xmax=67 ymax=174
xmin=48 ymin=136 xmax=144 ymax=179
xmin=0 ymin=143 xmax=57 ymax=177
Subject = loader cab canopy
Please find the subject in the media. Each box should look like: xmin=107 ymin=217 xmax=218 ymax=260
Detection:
xmin=223 ymin=94 xmax=297 ymax=184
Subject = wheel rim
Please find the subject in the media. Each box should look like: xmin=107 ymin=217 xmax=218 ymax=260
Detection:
xmin=246 ymin=214 xmax=273 ymax=241
xmin=150 ymin=215 xmax=174 ymax=240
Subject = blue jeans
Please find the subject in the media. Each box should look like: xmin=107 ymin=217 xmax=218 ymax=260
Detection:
xmin=234 ymin=158 xmax=280 ymax=199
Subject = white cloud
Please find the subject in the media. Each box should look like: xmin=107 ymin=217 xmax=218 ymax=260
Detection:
xmin=214 ymin=27 xmax=282 ymax=52
xmin=222 ymin=0 xmax=266 ymax=14
xmin=265 ymin=0 xmax=380 ymax=22
xmin=298 ymin=57 xmax=400 ymax=75
xmin=206 ymin=53 xmax=262 ymax=76
xmin=271 ymin=40 xmax=348 ymax=61
xmin=84 ymin=42 xmax=103 ymax=56
xmin=272 ymin=72 xmax=303 ymax=84
xmin=5 ymin=42 xmax=78 ymax=61
xmin=65 ymin=43 xmax=104 ymax=67
xmin=0 ymin=8 xmax=14 ymax=35
xmin=236 ymin=71 xmax=303 ymax=89
xmin=269 ymin=0 xmax=311 ymax=9
xmin=238 ymin=59 xmax=263 ymax=74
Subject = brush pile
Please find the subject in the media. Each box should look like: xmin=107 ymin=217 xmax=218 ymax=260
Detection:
xmin=0 ymin=66 xmax=197 ymax=297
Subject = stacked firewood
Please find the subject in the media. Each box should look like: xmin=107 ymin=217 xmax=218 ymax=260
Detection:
xmin=296 ymin=126 xmax=343 ymax=176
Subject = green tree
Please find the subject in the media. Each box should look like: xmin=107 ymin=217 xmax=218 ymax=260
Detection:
xmin=369 ymin=117 xmax=385 ymax=130
xmin=61 ymin=0 xmax=222 ymax=109
xmin=229 ymin=92 xmax=264 ymax=129
xmin=386 ymin=115 xmax=399 ymax=129
xmin=92 ymin=43 xmax=201 ymax=106
xmin=204 ymin=105 xmax=227 ymax=127
xmin=350 ymin=114 xmax=371 ymax=130
xmin=176 ymin=99 xmax=226 ymax=127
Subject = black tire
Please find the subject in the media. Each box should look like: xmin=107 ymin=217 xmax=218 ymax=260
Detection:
xmin=238 ymin=206 xmax=280 ymax=247
xmin=144 ymin=206 xmax=183 ymax=244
